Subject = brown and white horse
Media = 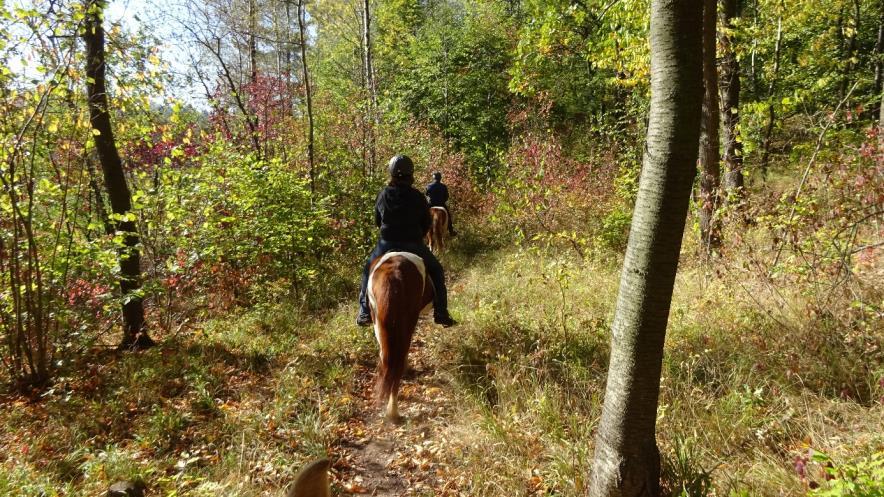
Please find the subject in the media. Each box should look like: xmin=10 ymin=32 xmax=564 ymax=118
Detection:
xmin=367 ymin=251 xmax=434 ymax=422
xmin=427 ymin=206 xmax=448 ymax=254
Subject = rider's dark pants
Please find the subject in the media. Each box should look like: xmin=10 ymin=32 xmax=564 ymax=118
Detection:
xmin=358 ymin=239 xmax=448 ymax=317
xmin=431 ymin=203 xmax=454 ymax=233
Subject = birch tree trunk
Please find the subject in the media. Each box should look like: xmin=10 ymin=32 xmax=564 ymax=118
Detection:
xmin=83 ymin=0 xmax=155 ymax=350
xmin=588 ymin=0 xmax=703 ymax=494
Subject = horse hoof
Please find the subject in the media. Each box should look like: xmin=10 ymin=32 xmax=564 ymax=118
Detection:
xmin=384 ymin=413 xmax=404 ymax=425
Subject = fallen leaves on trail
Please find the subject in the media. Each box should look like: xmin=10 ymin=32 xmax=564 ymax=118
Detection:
xmin=328 ymin=335 xmax=463 ymax=496
xmin=343 ymin=481 xmax=371 ymax=493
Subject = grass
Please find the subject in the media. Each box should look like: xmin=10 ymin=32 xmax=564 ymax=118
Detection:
xmin=0 ymin=295 xmax=377 ymax=496
xmin=425 ymin=229 xmax=882 ymax=496
xmin=0 ymin=220 xmax=880 ymax=496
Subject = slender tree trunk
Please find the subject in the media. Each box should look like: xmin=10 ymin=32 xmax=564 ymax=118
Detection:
xmin=720 ymin=0 xmax=744 ymax=199
xmin=588 ymin=0 xmax=703 ymax=494
xmin=285 ymin=1 xmax=295 ymax=111
xmin=759 ymin=5 xmax=783 ymax=177
xmin=249 ymin=0 xmax=258 ymax=85
xmin=872 ymin=3 xmax=883 ymax=121
xmin=749 ymin=0 xmax=760 ymax=97
xmin=699 ymin=0 xmax=721 ymax=252
xmin=296 ymin=0 xmax=315 ymax=193
xmin=880 ymin=90 xmax=884 ymax=131
xmin=362 ymin=0 xmax=377 ymax=176
xmin=839 ymin=0 xmax=861 ymax=101
xmin=83 ymin=0 xmax=154 ymax=350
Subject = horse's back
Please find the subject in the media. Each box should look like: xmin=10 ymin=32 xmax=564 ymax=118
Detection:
xmin=430 ymin=206 xmax=448 ymax=224
xmin=368 ymin=252 xmax=431 ymax=317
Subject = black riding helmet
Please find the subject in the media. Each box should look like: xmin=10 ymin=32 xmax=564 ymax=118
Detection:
xmin=388 ymin=155 xmax=414 ymax=180
xmin=432 ymin=171 xmax=442 ymax=181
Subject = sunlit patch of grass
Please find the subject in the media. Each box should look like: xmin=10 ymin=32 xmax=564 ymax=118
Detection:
xmin=426 ymin=243 xmax=882 ymax=496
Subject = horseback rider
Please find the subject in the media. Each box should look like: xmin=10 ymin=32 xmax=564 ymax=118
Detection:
xmin=356 ymin=155 xmax=457 ymax=328
xmin=425 ymin=172 xmax=457 ymax=236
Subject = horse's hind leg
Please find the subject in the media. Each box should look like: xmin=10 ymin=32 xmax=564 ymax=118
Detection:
xmin=385 ymin=390 xmax=400 ymax=422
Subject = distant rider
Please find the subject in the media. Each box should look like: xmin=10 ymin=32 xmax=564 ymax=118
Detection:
xmin=356 ymin=155 xmax=456 ymax=328
xmin=425 ymin=171 xmax=457 ymax=236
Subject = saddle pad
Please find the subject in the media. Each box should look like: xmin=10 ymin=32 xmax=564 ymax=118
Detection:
xmin=367 ymin=252 xmax=427 ymax=313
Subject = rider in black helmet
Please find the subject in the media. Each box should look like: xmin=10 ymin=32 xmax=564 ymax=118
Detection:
xmin=425 ymin=171 xmax=456 ymax=236
xmin=356 ymin=155 xmax=456 ymax=327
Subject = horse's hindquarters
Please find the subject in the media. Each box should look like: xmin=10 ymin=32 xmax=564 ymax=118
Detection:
xmin=367 ymin=253 xmax=434 ymax=418
xmin=429 ymin=207 xmax=447 ymax=253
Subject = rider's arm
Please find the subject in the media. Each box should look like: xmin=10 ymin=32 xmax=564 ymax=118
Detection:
xmin=418 ymin=192 xmax=431 ymax=236
xmin=374 ymin=192 xmax=382 ymax=227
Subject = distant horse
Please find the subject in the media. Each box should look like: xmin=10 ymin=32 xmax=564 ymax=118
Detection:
xmin=427 ymin=207 xmax=448 ymax=254
xmin=367 ymin=251 xmax=434 ymax=422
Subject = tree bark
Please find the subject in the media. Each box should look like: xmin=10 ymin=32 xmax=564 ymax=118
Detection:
xmin=249 ymin=0 xmax=258 ymax=85
xmin=699 ymin=0 xmax=721 ymax=252
xmin=588 ymin=0 xmax=703 ymax=495
xmin=296 ymin=0 xmax=315 ymax=193
xmin=872 ymin=2 xmax=883 ymax=121
xmin=759 ymin=5 xmax=783 ymax=177
xmin=362 ymin=0 xmax=377 ymax=176
xmin=720 ymin=0 xmax=744 ymax=199
xmin=839 ymin=0 xmax=860 ymax=101
xmin=83 ymin=0 xmax=154 ymax=350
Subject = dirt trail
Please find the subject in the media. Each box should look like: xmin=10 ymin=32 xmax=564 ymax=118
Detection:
xmin=328 ymin=322 xmax=461 ymax=496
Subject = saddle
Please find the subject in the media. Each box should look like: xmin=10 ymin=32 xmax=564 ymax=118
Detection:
xmin=366 ymin=252 xmax=435 ymax=313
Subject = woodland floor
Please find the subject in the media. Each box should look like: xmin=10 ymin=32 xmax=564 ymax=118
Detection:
xmin=1 ymin=233 xmax=882 ymax=496
xmin=329 ymin=331 xmax=461 ymax=496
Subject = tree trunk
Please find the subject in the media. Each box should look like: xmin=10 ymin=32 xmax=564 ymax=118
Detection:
xmin=880 ymin=89 xmax=884 ymax=131
xmin=759 ymin=5 xmax=783 ymax=177
xmin=588 ymin=0 xmax=703 ymax=494
xmin=83 ymin=0 xmax=154 ymax=350
xmin=872 ymin=3 xmax=883 ymax=121
xmin=249 ymin=0 xmax=258 ymax=85
xmin=699 ymin=0 xmax=721 ymax=252
xmin=720 ymin=0 xmax=744 ymax=199
xmin=296 ymin=0 xmax=315 ymax=193
xmin=839 ymin=0 xmax=860 ymax=101
xmin=362 ymin=0 xmax=377 ymax=176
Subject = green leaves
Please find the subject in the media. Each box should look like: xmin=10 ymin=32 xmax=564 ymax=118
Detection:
xmin=809 ymin=451 xmax=884 ymax=497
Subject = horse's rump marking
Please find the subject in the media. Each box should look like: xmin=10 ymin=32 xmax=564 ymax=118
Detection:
xmin=367 ymin=251 xmax=426 ymax=314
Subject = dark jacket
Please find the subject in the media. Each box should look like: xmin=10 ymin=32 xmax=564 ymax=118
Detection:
xmin=425 ymin=180 xmax=449 ymax=206
xmin=375 ymin=185 xmax=431 ymax=242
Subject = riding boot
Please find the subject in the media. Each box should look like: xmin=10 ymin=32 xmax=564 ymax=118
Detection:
xmin=357 ymin=241 xmax=387 ymax=326
xmin=445 ymin=204 xmax=457 ymax=236
xmin=412 ymin=244 xmax=456 ymax=326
